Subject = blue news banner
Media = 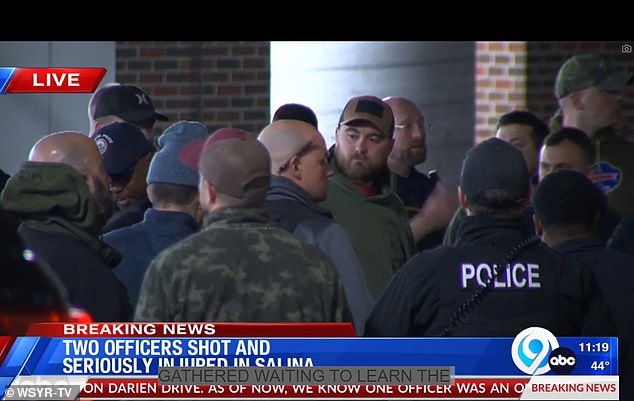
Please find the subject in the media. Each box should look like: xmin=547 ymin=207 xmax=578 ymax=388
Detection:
xmin=0 ymin=335 xmax=618 ymax=377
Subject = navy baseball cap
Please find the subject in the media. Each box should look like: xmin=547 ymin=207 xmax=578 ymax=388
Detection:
xmin=460 ymin=138 xmax=529 ymax=207
xmin=90 ymin=83 xmax=169 ymax=123
xmin=93 ymin=122 xmax=155 ymax=175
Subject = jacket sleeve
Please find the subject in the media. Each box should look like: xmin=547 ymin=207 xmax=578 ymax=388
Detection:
xmin=561 ymin=256 xmax=618 ymax=337
xmin=80 ymin=263 xmax=132 ymax=322
xmin=364 ymin=266 xmax=414 ymax=336
xmin=299 ymin=221 xmax=375 ymax=335
xmin=134 ymin=254 xmax=170 ymax=322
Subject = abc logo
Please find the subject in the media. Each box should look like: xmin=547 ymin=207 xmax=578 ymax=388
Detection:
xmin=548 ymin=347 xmax=576 ymax=375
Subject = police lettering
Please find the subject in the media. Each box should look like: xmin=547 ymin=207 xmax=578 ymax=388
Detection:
xmin=460 ymin=263 xmax=541 ymax=289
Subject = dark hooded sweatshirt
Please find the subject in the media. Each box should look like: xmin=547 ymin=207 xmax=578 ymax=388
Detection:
xmin=1 ymin=162 xmax=131 ymax=321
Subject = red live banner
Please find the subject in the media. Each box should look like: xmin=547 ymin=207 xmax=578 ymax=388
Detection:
xmin=3 ymin=68 xmax=106 ymax=93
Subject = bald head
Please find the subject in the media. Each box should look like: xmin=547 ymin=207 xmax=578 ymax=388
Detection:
xmin=258 ymin=120 xmax=326 ymax=174
xmin=383 ymin=96 xmax=415 ymax=111
xmin=382 ymin=96 xmax=428 ymax=170
xmin=258 ymin=119 xmax=329 ymax=201
xmin=29 ymin=131 xmax=103 ymax=177
xmin=28 ymin=131 xmax=114 ymax=221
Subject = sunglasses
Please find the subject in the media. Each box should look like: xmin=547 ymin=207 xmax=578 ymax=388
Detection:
xmin=276 ymin=141 xmax=315 ymax=174
xmin=109 ymin=163 xmax=137 ymax=185
xmin=109 ymin=152 xmax=150 ymax=185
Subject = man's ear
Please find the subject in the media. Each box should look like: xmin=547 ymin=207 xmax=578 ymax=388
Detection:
xmin=291 ymin=156 xmax=303 ymax=180
xmin=200 ymin=178 xmax=217 ymax=205
xmin=569 ymin=91 xmax=584 ymax=110
xmin=206 ymin=181 xmax=217 ymax=204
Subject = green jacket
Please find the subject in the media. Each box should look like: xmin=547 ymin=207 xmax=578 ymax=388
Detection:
xmin=590 ymin=127 xmax=634 ymax=219
xmin=1 ymin=162 xmax=119 ymax=266
xmin=134 ymin=207 xmax=348 ymax=323
xmin=320 ymin=158 xmax=415 ymax=299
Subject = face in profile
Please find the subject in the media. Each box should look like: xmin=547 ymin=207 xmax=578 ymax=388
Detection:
xmin=539 ymin=140 xmax=591 ymax=181
xmin=91 ymin=175 xmax=115 ymax=221
xmin=579 ymin=87 xmax=624 ymax=131
xmin=298 ymin=135 xmax=329 ymax=202
xmin=109 ymin=153 xmax=152 ymax=211
xmin=496 ymin=124 xmax=538 ymax=174
xmin=389 ymin=100 xmax=428 ymax=167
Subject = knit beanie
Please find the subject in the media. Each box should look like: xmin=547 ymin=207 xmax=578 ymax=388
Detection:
xmin=146 ymin=121 xmax=209 ymax=187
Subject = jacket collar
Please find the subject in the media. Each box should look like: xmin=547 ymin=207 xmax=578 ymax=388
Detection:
xmin=266 ymin=176 xmax=332 ymax=218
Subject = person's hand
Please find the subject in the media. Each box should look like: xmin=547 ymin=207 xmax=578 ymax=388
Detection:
xmin=409 ymin=181 xmax=458 ymax=242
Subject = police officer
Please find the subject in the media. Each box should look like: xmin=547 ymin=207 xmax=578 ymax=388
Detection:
xmin=365 ymin=138 xmax=615 ymax=338
xmin=533 ymin=169 xmax=634 ymax=398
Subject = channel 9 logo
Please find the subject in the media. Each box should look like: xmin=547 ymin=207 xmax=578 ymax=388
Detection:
xmin=511 ymin=327 xmax=570 ymax=375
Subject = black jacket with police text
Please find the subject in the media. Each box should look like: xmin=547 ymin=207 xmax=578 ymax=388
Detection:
xmin=365 ymin=215 xmax=616 ymax=338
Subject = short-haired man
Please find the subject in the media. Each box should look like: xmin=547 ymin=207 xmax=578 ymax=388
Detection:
xmin=496 ymin=110 xmax=550 ymax=190
xmin=134 ymin=128 xmax=349 ymax=323
xmin=365 ymin=138 xmax=615 ymax=338
xmin=320 ymin=95 xmax=415 ymax=299
xmin=88 ymin=83 xmax=169 ymax=141
xmin=539 ymin=127 xmax=620 ymax=243
xmin=104 ymin=121 xmax=208 ymax=308
xmin=93 ymin=122 xmax=155 ymax=233
xmin=554 ymin=54 xmax=634 ymax=219
xmin=539 ymin=127 xmax=595 ymax=179
xmin=533 ymin=169 xmax=633 ymax=398
xmin=443 ymin=110 xmax=548 ymax=246
xmin=259 ymin=119 xmax=374 ymax=334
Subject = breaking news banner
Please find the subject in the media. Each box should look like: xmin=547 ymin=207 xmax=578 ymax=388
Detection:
xmin=0 ymin=324 xmax=618 ymax=400
xmin=0 ymin=67 xmax=106 ymax=94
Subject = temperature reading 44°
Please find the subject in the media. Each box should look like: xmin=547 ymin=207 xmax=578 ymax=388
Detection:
xmin=591 ymin=361 xmax=610 ymax=371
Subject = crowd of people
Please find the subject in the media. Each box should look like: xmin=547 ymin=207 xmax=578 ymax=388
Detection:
xmin=1 ymin=53 xmax=634 ymax=395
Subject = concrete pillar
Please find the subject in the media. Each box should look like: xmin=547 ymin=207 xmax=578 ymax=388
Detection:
xmin=270 ymin=41 xmax=475 ymax=192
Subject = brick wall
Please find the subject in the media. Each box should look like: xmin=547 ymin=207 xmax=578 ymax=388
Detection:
xmin=116 ymin=41 xmax=633 ymax=144
xmin=475 ymin=41 xmax=528 ymax=143
xmin=476 ymin=41 xmax=634 ymax=143
xmin=115 ymin=41 xmax=270 ymax=139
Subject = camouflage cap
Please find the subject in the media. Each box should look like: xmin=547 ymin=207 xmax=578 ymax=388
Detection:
xmin=555 ymin=54 xmax=633 ymax=99
xmin=338 ymin=95 xmax=395 ymax=137
xmin=179 ymin=127 xmax=271 ymax=198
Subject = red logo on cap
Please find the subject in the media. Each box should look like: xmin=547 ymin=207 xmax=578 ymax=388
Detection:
xmin=206 ymin=128 xmax=249 ymax=145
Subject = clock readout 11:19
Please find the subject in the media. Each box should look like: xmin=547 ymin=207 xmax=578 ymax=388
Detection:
xmin=579 ymin=342 xmax=610 ymax=353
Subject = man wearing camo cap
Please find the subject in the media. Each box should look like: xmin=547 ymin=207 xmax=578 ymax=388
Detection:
xmin=554 ymin=54 xmax=634 ymax=219
xmin=134 ymin=127 xmax=350 ymax=324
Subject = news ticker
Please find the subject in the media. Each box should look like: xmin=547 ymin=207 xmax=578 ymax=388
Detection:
xmin=0 ymin=323 xmax=619 ymax=400
xmin=0 ymin=67 xmax=106 ymax=94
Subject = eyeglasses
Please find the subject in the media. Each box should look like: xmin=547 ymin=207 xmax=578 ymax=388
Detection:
xmin=277 ymin=141 xmax=314 ymax=174
xmin=394 ymin=119 xmax=433 ymax=133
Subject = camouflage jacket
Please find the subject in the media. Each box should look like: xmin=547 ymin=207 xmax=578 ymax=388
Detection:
xmin=134 ymin=207 xmax=349 ymax=323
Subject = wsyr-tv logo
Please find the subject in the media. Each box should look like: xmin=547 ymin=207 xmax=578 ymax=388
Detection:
xmin=511 ymin=327 xmax=576 ymax=375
